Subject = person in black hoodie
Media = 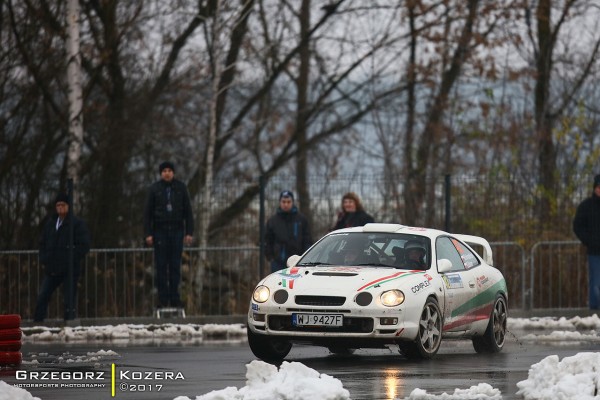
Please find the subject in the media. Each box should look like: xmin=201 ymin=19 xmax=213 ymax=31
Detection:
xmin=332 ymin=192 xmax=374 ymax=231
xmin=34 ymin=193 xmax=90 ymax=322
xmin=265 ymin=190 xmax=312 ymax=273
xmin=573 ymin=174 xmax=600 ymax=309
xmin=144 ymin=161 xmax=194 ymax=308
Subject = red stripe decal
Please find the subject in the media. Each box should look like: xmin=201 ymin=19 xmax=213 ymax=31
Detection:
xmin=357 ymin=271 xmax=405 ymax=291
xmin=443 ymin=303 xmax=493 ymax=331
xmin=357 ymin=271 xmax=417 ymax=291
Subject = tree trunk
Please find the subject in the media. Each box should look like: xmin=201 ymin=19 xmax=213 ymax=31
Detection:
xmin=195 ymin=0 xmax=223 ymax=313
xmin=406 ymin=0 xmax=479 ymax=226
xmin=403 ymin=2 xmax=417 ymax=225
xmin=66 ymin=0 xmax=83 ymax=197
xmin=296 ymin=0 xmax=312 ymax=223
xmin=535 ymin=0 xmax=557 ymax=226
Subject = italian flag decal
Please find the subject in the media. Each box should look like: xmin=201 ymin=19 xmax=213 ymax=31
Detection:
xmin=280 ymin=267 xmax=301 ymax=289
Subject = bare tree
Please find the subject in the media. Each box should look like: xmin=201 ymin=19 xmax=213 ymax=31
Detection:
xmin=403 ymin=0 xmax=482 ymax=225
xmin=524 ymin=0 xmax=600 ymax=225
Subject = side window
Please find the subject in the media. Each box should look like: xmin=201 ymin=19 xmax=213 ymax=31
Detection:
xmin=436 ymin=237 xmax=466 ymax=272
xmin=450 ymin=238 xmax=481 ymax=270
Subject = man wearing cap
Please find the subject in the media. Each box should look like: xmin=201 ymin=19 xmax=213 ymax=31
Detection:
xmin=265 ymin=190 xmax=313 ymax=274
xmin=34 ymin=193 xmax=90 ymax=322
xmin=144 ymin=161 xmax=194 ymax=309
xmin=573 ymin=174 xmax=600 ymax=309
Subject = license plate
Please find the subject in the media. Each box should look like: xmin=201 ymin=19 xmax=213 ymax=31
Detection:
xmin=292 ymin=313 xmax=343 ymax=327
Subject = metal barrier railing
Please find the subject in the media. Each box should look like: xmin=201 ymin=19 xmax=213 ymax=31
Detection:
xmin=0 ymin=241 xmax=590 ymax=319
xmin=489 ymin=242 xmax=527 ymax=310
xmin=529 ymin=241 xmax=586 ymax=309
xmin=0 ymin=247 xmax=261 ymax=320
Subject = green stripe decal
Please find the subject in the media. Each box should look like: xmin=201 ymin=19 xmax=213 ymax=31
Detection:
xmin=451 ymin=279 xmax=507 ymax=318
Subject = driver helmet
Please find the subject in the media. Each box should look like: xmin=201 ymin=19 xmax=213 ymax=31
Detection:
xmin=404 ymin=240 xmax=426 ymax=260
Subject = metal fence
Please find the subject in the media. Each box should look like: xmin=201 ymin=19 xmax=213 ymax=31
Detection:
xmin=529 ymin=241 xmax=587 ymax=309
xmin=0 ymin=247 xmax=261 ymax=320
xmin=0 ymin=241 xmax=590 ymax=319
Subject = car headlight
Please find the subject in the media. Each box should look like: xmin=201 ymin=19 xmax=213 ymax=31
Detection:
xmin=380 ymin=290 xmax=405 ymax=307
xmin=252 ymin=286 xmax=270 ymax=303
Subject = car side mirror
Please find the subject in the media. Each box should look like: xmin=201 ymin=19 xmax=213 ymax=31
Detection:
xmin=437 ymin=258 xmax=452 ymax=273
xmin=286 ymin=255 xmax=301 ymax=268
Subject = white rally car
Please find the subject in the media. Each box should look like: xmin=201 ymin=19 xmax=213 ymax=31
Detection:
xmin=247 ymin=223 xmax=508 ymax=361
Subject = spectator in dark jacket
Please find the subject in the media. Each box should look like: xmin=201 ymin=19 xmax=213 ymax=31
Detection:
xmin=573 ymin=174 xmax=600 ymax=309
xmin=34 ymin=193 xmax=90 ymax=322
xmin=265 ymin=190 xmax=312 ymax=273
xmin=331 ymin=192 xmax=374 ymax=231
xmin=144 ymin=161 xmax=194 ymax=308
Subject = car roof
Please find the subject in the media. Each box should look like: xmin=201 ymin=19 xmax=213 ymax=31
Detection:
xmin=329 ymin=223 xmax=447 ymax=238
xmin=328 ymin=223 xmax=493 ymax=264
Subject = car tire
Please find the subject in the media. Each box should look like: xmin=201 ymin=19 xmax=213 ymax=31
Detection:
xmin=472 ymin=295 xmax=507 ymax=354
xmin=0 ymin=328 xmax=21 ymax=341
xmin=0 ymin=315 xmax=21 ymax=330
xmin=0 ymin=351 xmax=22 ymax=366
xmin=247 ymin=326 xmax=292 ymax=362
xmin=399 ymin=297 xmax=442 ymax=360
xmin=327 ymin=347 xmax=356 ymax=355
xmin=0 ymin=340 xmax=22 ymax=352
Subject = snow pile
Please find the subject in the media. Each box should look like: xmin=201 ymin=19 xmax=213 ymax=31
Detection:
xmin=173 ymin=360 xmax=350 ymax=400
xmin=0 ymin=381 xmax=41 ymax=400
xmin=516 ymin=352 xmax=600 ymax=400
xmin=400 ymin=383 xmax=501 ymax=400
xmin=174 ymin=353 xmax=600 ymax=400
xmin=22 ymin=323 xmax=245 ymax=342
xmin=521 ymin=330 xmax=600 ymax=342
xmin=508 ymin=314 xmax=600 ymax=330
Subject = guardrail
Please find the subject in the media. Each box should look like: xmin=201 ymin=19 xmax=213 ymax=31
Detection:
xmin=0 ymin=241 xmax=590 ymax=319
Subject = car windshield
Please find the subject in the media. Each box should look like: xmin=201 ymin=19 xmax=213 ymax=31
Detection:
xmin=297 ymin=232 xmax=431 ymax=270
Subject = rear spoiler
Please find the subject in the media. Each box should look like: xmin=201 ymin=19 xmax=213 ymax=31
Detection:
xmin=453 ymin=234 xmax=493 ymax=266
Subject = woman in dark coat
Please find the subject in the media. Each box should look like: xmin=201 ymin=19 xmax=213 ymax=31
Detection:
xmin=331 ymin=192 xmax=374 ymax=230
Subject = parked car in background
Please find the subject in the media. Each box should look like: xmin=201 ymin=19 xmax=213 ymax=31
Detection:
xmin=247 ymin=223 xmax=508 ymax=361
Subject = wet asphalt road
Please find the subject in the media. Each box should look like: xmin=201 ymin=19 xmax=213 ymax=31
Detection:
xmin=3 ymin=330 xmax=600 ymax=400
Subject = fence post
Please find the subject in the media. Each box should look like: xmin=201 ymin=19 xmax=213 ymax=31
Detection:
xmin=444 ymin=174 xmax=451 ymax=232
xmin=259 ymin=175 xmax=266 ymax=278
xmin=529 ymin=242 xmax=541 ymax=310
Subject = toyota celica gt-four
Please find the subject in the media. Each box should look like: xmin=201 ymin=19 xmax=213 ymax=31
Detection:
xmin=247 ymin=223 xmax=508 ymax=361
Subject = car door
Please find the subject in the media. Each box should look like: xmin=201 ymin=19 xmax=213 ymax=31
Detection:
xmin=435 ymin=236 xmax=480 ymax=332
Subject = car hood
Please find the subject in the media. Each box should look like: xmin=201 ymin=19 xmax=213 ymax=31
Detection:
xmin=265 ymin=266 xmax=431 ymax=292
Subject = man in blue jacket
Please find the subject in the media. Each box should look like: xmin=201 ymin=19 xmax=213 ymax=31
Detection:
xmin=265 ymin=190 xmax=312 ymax=273
xmin=573 ymin=174 xmax=600 ymax=309
xmin=144 ymin=161 xmax=194 ymax=309
xmin=34 ymin=193 xmax=90 ymax=322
